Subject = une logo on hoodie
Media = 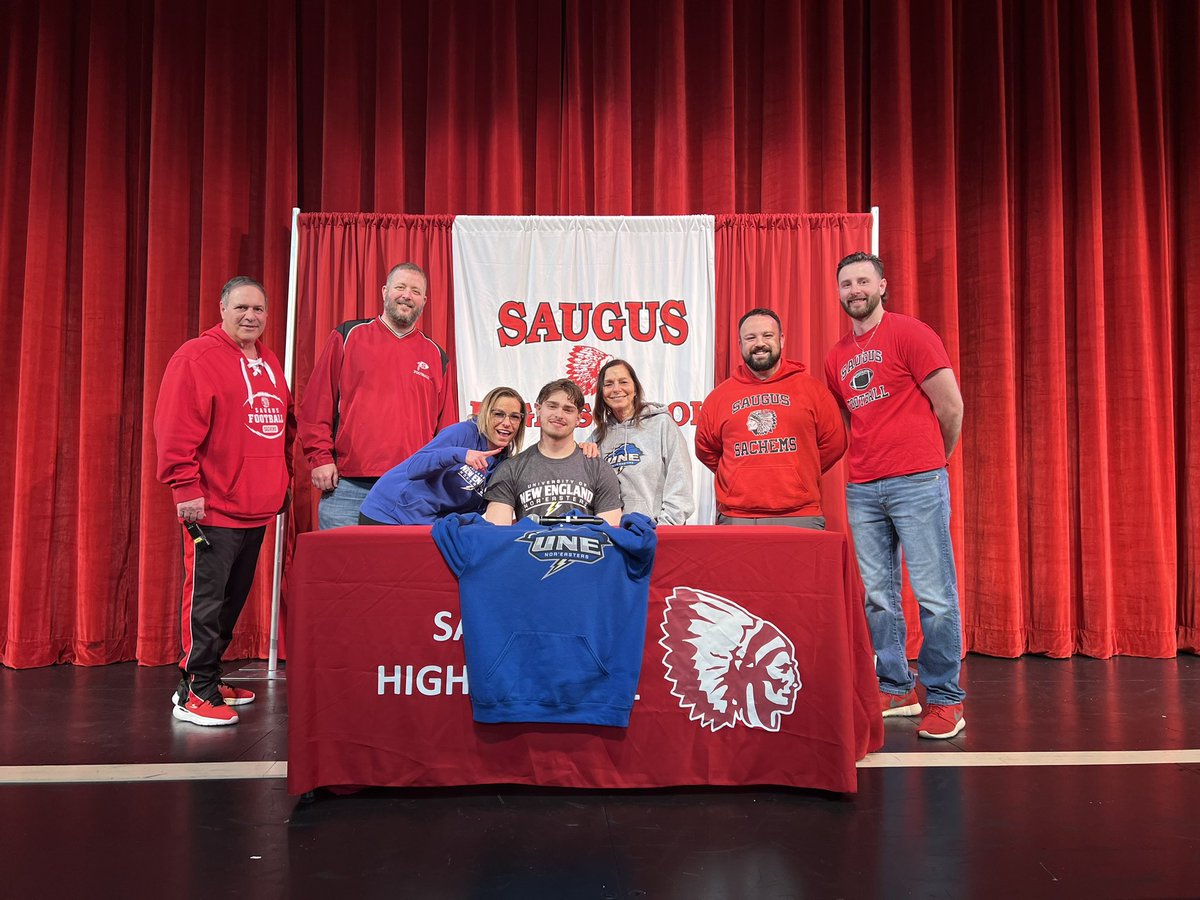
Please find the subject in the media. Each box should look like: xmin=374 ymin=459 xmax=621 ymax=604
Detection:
xmin=517 ymin=530 xmax=613 ymax=579
xmin=605 ymin=442 xmax=643 ymax=473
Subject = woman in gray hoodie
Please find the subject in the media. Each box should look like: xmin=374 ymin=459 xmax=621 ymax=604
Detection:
xmin=588 ymin=359 xmax=695 ymax=524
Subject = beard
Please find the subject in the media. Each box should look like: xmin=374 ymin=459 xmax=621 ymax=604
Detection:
xmin=385 ymin=301 xmax=419 ymax=330
xmin=841 ymin=290 xmax=882 ymax=321
xmin=743 ymin=346 xmax=780 ymax=372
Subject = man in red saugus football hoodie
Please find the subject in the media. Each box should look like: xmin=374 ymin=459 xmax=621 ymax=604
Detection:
xmin=155 ymin=276 xmax=295 ymax=727
xmin=695 ymin=307 xmax=846 ymax=528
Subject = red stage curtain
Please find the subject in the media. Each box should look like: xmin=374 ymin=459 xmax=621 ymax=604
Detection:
xmin=0 ymin=0 xmax=297 ymax=667
xmin=1175 ymin=2 xmax=1200 ymax=654
xmin=870 ymin=0 xmax=1197 ymax=656
xmin=2 ymin=0 xmax=1197 ymax=667
xmin=302 ymin=0 xmax=864 ymax=215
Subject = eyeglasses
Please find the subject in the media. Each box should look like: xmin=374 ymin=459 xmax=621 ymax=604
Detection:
xmin=490 ymin=411 xmax=524 ymax=424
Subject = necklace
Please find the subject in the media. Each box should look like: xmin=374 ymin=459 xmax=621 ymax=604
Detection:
xmin=852 ymin=312 xmax=884 ymax=351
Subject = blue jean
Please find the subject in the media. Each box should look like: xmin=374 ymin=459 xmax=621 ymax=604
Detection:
xmin=318 ymin=477 xmax=374 ymax=530
xmin=846 ymin=468 xmax=965 ymax=706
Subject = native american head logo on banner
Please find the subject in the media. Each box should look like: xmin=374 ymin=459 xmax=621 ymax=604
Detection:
xmin=451 ymin=216 xmax=717 ymax=523
xmin=658 ymin=586 xmax=801 ymax=732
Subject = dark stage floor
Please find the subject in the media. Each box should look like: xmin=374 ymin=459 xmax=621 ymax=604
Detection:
xmin=1 ymin=654 xmax=1197 ymax=899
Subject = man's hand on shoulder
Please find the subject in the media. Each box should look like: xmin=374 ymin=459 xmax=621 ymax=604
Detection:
xmin=177 ymin=497 xmax=205 ymax=524
xmin=579 ymin=442 xmax=600 ymax=459
xmin=311 ymin=463 xmax=339 ymax=493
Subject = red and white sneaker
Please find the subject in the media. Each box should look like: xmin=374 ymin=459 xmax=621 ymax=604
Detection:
xmin=918 ymin=703 xmax=965 ymax=739
xmin=880 ymin=689 xmax=922 ymax=718
xmin=171 ymin=682 xmax=255 ymax=707
xmin=215 ymin=682 xmax=255 ymax=706
xmin=172 ymin=690 xmax=239 ymax=727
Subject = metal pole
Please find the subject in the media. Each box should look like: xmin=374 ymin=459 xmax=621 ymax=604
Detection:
xmin=268 ymin=207 xmax=302 ymax=674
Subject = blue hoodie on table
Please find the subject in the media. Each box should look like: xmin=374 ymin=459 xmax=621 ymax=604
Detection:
xmin=432 ymin=512 xmax=658 ymax=727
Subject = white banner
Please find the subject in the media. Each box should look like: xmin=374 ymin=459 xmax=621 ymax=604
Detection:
xmin=452 ymin=216 xmax=716 ymax=523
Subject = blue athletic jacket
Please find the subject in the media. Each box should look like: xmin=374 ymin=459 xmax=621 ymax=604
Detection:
xmin=431 ymin=512 xmax=658 ymax=726
xmin=359 ymin=420 xmax=500 ymax=524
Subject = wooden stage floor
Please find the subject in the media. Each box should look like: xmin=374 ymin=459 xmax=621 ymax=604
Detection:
xmin=1 ymin=654 xmax=1197 ymax=899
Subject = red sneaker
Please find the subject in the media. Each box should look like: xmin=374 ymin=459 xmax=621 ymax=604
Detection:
xmin=880 ymin=689 xmax=922 ymax=718
xmin=918 ymin=703 xmax=965 ymax=739
xmin=171 ymin=682 xmax=255 ymax=707
xmin=172 ymin=690 xmax=239 ymax=727
xmin=216 ymin=682 xmax=256 ymax=706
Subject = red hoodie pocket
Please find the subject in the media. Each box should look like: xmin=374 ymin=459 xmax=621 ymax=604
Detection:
xmin=721 ymin=462 xmax=819 ymax=515
xmin=228 ymin=456 xmax=288 ymax=519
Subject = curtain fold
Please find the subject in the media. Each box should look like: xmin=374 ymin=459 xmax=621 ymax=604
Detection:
xmin=1 ymin=0 xmax=1197 ymax=667
xmin=305 ymin=0 xmax=863 ymax=215
xmin=1 ymin=0 xmax=297 ymax=667
xmin=1169 ymin=1 xmax=1200 ymax=653
xmin=870 ymin=0 xmax=1188 ymax=656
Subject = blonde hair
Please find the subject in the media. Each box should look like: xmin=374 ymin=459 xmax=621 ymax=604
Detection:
xmin=476 ymin=386 xmax=527 ymax=456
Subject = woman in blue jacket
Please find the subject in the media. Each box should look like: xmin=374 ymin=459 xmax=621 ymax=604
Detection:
xmin=358 ymin=386 xmax=527 ymax=525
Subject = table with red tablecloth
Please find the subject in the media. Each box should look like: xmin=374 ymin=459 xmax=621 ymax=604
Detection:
xmin=286 ymin=525 xmax=883 ymax=795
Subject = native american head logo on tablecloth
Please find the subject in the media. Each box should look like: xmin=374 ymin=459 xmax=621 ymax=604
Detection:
xmin=659 ymin=586 xmax=801 ymax=732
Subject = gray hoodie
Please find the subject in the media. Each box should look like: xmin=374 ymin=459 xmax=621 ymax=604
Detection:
xmin=588 ymin=403 xmax=695 ymax=525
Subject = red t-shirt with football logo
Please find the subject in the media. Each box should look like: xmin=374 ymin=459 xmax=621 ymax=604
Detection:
xmin=824 ymin=311 xmax=952 ymax=484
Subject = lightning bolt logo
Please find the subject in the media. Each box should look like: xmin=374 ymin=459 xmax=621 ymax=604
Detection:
xmin=544 ymin=558 xmax=575 ymax=579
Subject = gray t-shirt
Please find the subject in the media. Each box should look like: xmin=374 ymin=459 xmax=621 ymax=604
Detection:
xmin=483 ymin=445 xmax=623 ymax=520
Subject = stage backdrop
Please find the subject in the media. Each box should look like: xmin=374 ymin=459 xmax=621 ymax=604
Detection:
xmin=285 ymin=212 xmax=879 ymax=655
xmin=289 ymin=213 xmax=872 ymax=536
xmin=4 ymin=1 xmax=1194 ymax=667
xmin=452 ymin=215 xmax=716 ymax=523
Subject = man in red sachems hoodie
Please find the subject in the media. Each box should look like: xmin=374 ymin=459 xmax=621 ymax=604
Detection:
xmin=824 ymin=251 xmax=966 ymax=740
xmin=155 ymin=276 xmax=295 ymax=726
xmin=695 ymin=308 xmax=846 ymax=528
xmin=298 ymin=262 xmax=449 ymax=529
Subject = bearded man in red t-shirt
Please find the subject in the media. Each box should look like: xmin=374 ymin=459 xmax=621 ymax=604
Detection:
xmin=824 ymin=252 xmax=967 ymax=740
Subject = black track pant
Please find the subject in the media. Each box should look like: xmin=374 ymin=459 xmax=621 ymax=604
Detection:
xmin=177 ymin=523 xmax=266 ymax=702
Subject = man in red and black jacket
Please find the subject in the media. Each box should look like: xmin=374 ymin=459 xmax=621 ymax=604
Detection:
xmin=298 ymin=262 xmax=449 ymax=529
xmin=154 ymin=276 xmax=295 ymax=727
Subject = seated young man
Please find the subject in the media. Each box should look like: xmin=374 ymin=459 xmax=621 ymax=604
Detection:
xmin=483 ymin=378 xmax=623 ymax=526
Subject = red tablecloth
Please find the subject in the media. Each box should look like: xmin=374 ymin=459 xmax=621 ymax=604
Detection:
xmin=286 ymin=525 xmax=882 ymax=794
